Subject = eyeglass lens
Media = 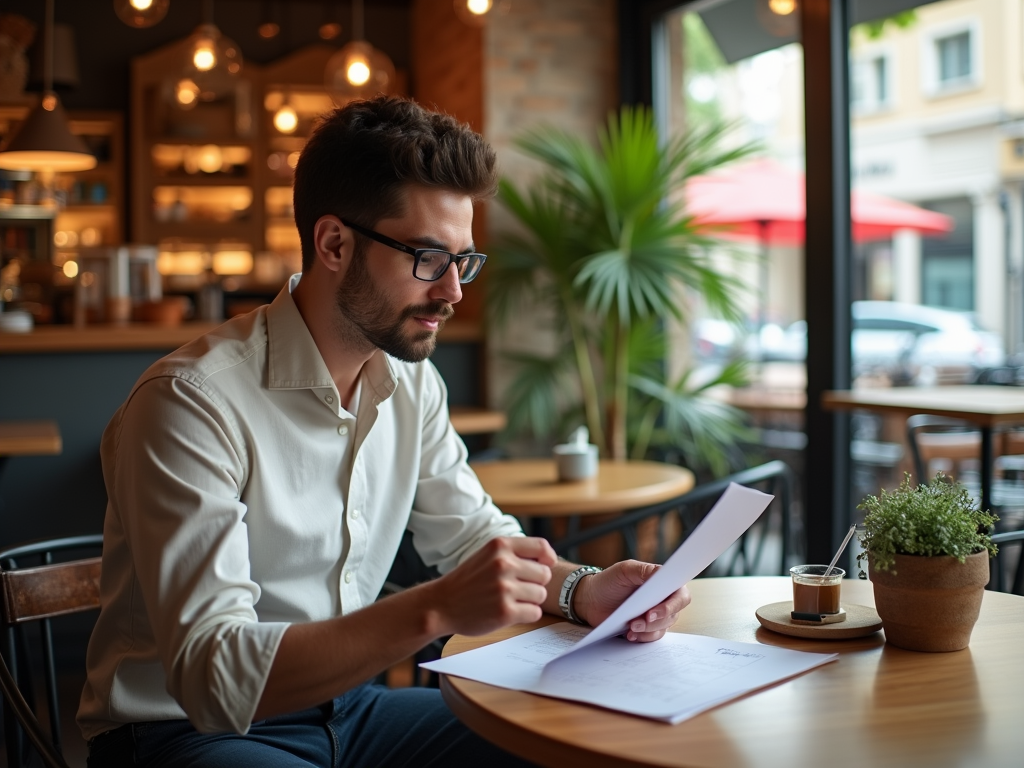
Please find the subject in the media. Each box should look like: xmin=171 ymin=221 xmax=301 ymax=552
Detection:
xmin=414 ymin=251 xmax=485 ymax=283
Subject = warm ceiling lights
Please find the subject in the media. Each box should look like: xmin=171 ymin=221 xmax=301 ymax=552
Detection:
xmin=757 ymin=0 xmax=799 ymax=36
xmin=114 ymin=0 xmax=170 ymax=28
xmin=273 ymin=102 xmax=298 ymax=134
xmin=0 ymin=0 xmax=97 ymax=172
xmin=323 ymin=0 xmax=395 ymax=105
xmin=179 ymin=14 xmax=243 ymax=104
xmin=453 ymin=0 xmax=509 ymax=27
xmin=768 ymin=0 xmax=797 ymax=15
xmin=258 ymin=22 xmax=280 ymax=39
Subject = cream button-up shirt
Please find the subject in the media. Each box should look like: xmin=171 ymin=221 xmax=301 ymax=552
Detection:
xmin=78 ymin=278 xmax=522 ymax=739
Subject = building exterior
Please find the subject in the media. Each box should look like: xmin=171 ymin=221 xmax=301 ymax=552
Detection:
xmin=849 ymin=0 xmax=1024 ymax=353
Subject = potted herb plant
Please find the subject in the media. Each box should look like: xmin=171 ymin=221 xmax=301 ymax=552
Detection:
xmin=857 ymin=473 xmax=998 ymax=652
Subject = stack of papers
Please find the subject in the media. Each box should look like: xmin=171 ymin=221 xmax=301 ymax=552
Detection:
xmin=422 ymin=484 xmax=838 ymax=723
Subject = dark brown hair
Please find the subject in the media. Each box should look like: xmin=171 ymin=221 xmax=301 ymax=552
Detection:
xmin=293 ymin=96 xmax=498 ymax=271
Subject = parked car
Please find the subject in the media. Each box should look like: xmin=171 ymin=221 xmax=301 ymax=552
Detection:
xmin=694 ymin=301 xmax=1005 ymax=385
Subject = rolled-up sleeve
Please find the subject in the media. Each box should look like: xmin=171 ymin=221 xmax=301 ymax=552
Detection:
xmin=407 ymin=364 xmax=523 ymax=574
xmin=111 ymin=375 xmax=288 ymax=734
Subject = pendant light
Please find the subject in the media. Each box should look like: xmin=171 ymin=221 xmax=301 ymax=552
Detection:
xmin=323 ymin=0 xmax=395 ymax=105
xmin=273 ymin=91 xmax=298 ymax=134
xmin=114 ymin=0 xmax=170 ymax=28
xmin=178 ymin=0 xmax=243 ymax=104
xmin=0 ymin=0 xmax=96 ymax=172
xmin=452 ymin=0 xmax=510 ymax=27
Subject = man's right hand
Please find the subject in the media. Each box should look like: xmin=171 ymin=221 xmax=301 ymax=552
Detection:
xmin=422 ymin=536 xmax=557 ymax=638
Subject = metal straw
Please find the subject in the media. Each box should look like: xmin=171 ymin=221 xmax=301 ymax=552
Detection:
xmin=824 ymin=524 xmax=858 ymax=577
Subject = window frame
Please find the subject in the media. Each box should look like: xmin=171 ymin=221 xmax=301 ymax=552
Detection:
xmin=921 ymin=17 xmax=982 ymax=98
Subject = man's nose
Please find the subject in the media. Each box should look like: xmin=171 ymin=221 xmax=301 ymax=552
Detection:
xmin=428 ymin=262 xmax=463 ymax=305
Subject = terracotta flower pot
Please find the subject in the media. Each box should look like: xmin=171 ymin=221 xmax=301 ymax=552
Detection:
xmin=868 ymin=550 xmax=989 ymax=652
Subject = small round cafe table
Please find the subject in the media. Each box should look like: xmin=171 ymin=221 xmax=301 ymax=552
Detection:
xmin=469 ymin=459 xmax=695 ymax=518
xmin=440 ymin=577 xmax=1024 ymax=768
xmin=469 ymin=459 xmax=695 ymax=562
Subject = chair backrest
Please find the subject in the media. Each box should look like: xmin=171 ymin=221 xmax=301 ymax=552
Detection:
xmin=0 ymin=535 xmax=103 ymax=768
xmin=906 ymin=414 xmax=980 ymax=484
xmin=990 ymin=530 xmax=1024 ymax=596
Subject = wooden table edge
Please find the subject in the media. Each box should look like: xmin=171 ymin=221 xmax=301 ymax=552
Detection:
xmin=471 ymin=461 xmax=695 ymax=518
xmin=0 ymin=420 xmax=63 ymax=457
xmin=821 ymin=389 xmax=1024 ymax=426
xmin=440 ymin=676 xmax=647 ymax=768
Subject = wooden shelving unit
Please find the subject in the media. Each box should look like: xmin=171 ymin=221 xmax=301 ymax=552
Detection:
xmin=131 ymin=41 xmax=408 ymax=305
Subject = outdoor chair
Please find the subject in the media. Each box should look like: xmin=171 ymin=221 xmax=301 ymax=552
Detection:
xmin=906 ymin=415 xmax=1024 ymax=515
xmin=0 ymin=535 xmax=103 ymax=768
xmin=990 ymin=530 xmax=1024 ymax=596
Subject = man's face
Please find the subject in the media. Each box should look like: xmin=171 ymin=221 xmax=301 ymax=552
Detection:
xmin=335 ymin=187 xmax=474 ymax=362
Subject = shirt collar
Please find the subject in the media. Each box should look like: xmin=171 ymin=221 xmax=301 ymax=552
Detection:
xmin=265 ymin=275 xmax=399 ymax=402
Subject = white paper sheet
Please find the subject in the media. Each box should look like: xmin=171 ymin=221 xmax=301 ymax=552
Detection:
xmin=563 ymin=482 xmax=774 ymax=656
xmin=423 ymin=623 xmax=837 ymax=723
xmin=420 ymin=481 xmax=824 ymax=724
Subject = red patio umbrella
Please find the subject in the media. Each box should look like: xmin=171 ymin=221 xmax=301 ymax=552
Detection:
xmin=684 ymin=158 xmax=954 ymax=325
xmin=685 ymin=157 xmax=954 ymax=244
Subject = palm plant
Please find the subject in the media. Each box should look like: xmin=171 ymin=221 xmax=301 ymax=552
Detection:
xmin=489 ymin=106 xmax=756 ymax=471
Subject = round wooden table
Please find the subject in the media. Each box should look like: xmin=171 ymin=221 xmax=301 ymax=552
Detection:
xmin=441 ymin=577 xmax=1024 ymax=768
xmin=469 ymin=459 xmax=695 ymax=518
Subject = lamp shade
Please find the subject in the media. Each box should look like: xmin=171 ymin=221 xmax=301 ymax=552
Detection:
xmin=0 ymin=97 xmax=97 ymax=171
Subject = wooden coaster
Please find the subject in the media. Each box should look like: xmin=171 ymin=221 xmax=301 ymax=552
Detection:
xmin=756 ymin=602 xmax=883 ymax=640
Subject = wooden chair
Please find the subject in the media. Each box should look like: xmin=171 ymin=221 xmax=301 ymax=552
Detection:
xmin=0 ymin=535 xmax=103 ymax=768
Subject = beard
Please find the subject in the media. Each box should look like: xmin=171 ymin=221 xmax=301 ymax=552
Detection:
xmin=334 ymin=251 xmax=454 ymax=363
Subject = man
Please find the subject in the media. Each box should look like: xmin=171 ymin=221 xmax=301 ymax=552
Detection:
xmin=79 ymin=96 xmax=690 ymax=767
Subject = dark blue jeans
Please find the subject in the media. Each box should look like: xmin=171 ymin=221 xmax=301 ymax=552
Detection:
xmin=87 ymin=683 xmax=538 ymax=767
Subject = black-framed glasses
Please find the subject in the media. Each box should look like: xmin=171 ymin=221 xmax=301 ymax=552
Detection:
xmin=343 ymin=220 xmax=487 ymax=283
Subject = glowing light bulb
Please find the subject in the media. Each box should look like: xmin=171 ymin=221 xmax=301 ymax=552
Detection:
xmin=63 ymin=260 xmax=79 ymax=279
xmin=273 ymin=105 xmax=299 ymax=134
xmin=116 ymin=0 xmax=169 ymax=29
xmin=193 ymin=45 xmax=216 ymax=72
xmin=346 ymin=60 xmax=371 ymax=87
xmin=258 ymin=22 xmax=279 ymax=39
xmin=176 ymin=79 xmax=199 ymax=107
xmin=467 ymin=0 xmax=493 ymax=14
xmin=197 ymin=145 xmax=223 ymax=174
xmin=768 ymin=0 xmax=797 ymax=15
xmin=41 ymin=93 xmax=58 ymax=111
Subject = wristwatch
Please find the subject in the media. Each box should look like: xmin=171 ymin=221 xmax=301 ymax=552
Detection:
xmin=558 ymin=565 xmax=602 ymax=624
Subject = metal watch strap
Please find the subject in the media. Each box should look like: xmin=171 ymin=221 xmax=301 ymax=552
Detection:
xmin=558 ymin=565 xmax=602 ymax=624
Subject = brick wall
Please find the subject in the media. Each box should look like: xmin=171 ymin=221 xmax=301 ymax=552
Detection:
xmin=484 ymin=0 xmax=619 ymax=411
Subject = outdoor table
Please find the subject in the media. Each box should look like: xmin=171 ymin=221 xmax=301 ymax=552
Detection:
xmin=822 ymin=386 xmax=1024 ymax=514
xmin=440 ymin=576 xmax=1024 ymax=768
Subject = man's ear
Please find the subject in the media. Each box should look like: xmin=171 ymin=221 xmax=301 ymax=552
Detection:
xmin=312 ymin=215 xmax=353 ymax=274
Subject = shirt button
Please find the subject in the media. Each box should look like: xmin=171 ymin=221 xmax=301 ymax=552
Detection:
xmin=325 ymin=394 xmax=334 ymax=404
xmin=344 ymin=570 xmax=353 ymax=584
xmin=338 ymin=424 xmax=349 ymax=436
xmin=350 ymin=508 xmax=360 ymax=520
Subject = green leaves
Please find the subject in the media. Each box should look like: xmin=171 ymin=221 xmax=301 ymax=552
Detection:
xmin=857 ymin=473 xmax=999 ymax=574
xmin=489 ymin=105 xmax=757 ymax=467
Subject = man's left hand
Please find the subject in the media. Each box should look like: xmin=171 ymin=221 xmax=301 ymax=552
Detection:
xmin=571 ymin=561 xmax=690 ymax=643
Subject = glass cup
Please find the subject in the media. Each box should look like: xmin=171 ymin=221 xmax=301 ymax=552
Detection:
xmin=790 ymin=565 xmax=845 ymax=615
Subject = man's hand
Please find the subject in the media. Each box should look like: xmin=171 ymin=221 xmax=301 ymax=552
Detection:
xmin=571 ymin=560 xmax=691 ymax=643
xmin=422 ymin=536 xmax=558 ymax=638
